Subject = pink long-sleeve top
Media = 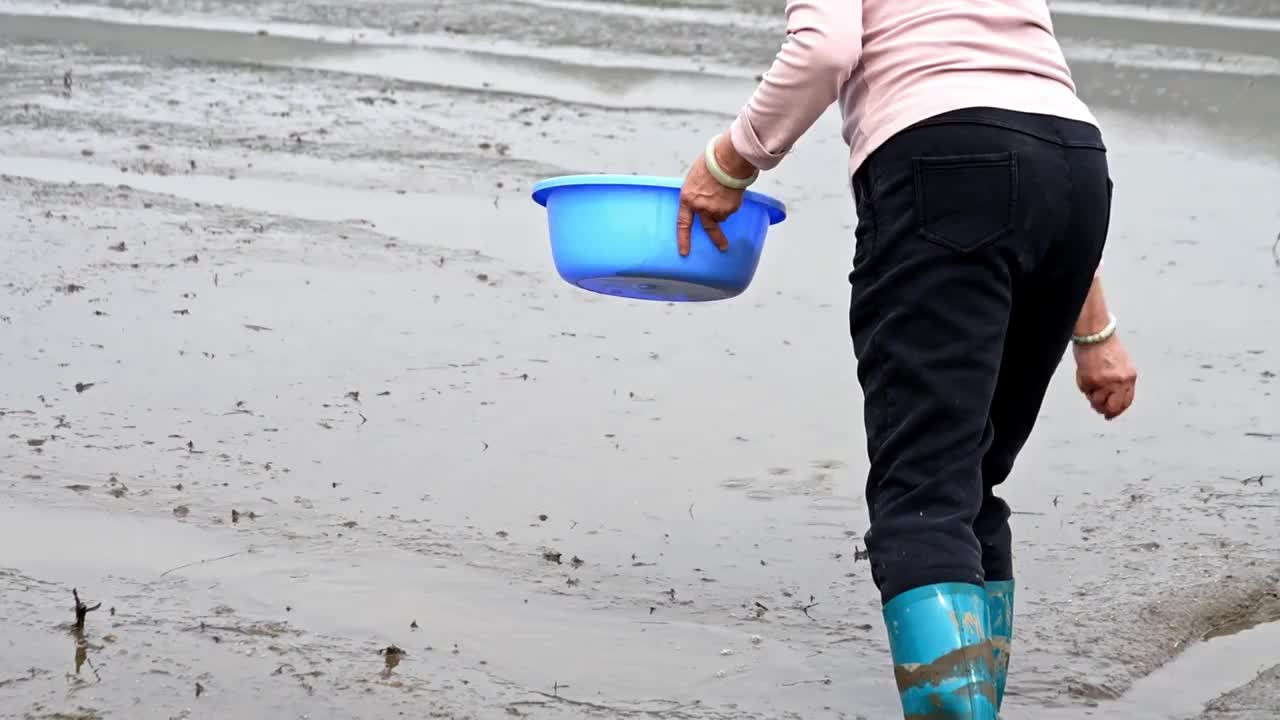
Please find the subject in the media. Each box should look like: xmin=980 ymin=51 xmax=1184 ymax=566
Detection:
xmin=729 ymin=0 xmax=1098 ymax=177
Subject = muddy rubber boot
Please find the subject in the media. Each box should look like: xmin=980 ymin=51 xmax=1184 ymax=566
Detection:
xmin=985 ymin=580 xmax=1015 ymax=713
xmin=883 ymin=582 xmax=998 ymax=719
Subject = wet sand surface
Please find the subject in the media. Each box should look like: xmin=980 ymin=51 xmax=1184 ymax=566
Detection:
xmin=1 ymin=1 xmax=1278 ymax=718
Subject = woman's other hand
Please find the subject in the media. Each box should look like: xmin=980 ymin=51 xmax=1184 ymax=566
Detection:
xmin=1074 ymin=336 xmax=1137 ymax=420
xmin=1071 ymin=276 xmax=1136 ymax=420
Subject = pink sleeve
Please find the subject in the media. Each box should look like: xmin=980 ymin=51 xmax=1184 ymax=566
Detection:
xmin=729 ymin=0 xmax=865 ymax=171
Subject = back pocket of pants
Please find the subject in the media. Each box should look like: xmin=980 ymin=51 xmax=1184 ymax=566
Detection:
xmin=913 ymin=152 xmax=1018 ymax=253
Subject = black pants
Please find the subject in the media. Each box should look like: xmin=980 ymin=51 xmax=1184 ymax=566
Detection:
xmin=850 ymin=107 xmax=1111 ymax=603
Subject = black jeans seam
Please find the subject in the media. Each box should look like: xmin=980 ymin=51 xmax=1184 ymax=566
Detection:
xmin=864 ymin=305 xmax=893 ymax=524
xmin=1062 ymin=145 xmax=1077 ymax=255
xmin=855 ymin=165 xmax=882 ymax=269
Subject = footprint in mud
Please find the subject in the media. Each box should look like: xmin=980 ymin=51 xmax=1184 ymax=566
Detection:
xmin=720 ymin=477 xmax=775 ymax=501
xmin=721 ymin=468 xmax=840 ymax=501
xmin=808 ymin=496 xmax=863 ymax=514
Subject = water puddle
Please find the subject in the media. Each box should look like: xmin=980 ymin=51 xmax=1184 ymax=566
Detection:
xmin=1050 ymin=1 xmax=1280 ymax=31
xmin=1060 ymin=40 xmax=1280 ymax=76
xmin=520 ymin=0 xmax=1280 ymax=33
xmin=0 ymin=497 xmax=244 ymax=585
xmin=1033 ymin=615 xmax=1280 ymax=720
xmin=7 ymin=0 xmax=1280 ymax=36
xmin=2 ymin=3 xmax=1276 ymax=123
xmin=0 ymin=10 xmax=754 ymax=114
xmin=0 ymin=1 xmax=759 ymax=75
xmin=0 ymin=155 xmax=555 ymax=267
xmin=1110 ymin=616 xmax=1280 ymax=719
xmin=507 ymin=0 xmax=777 ymax=31
xmin=302 ymin=48 xmax=751 ymax=113
xmin=1051 ymin=1 xmax=1280 ymax=64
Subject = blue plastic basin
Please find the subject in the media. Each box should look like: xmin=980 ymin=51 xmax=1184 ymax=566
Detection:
xmin=530 ymin=174 xmax=787 ymax=302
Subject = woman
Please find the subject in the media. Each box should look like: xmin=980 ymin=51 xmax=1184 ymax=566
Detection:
xmin=677 ymin=1 xmax=1139 ymax=717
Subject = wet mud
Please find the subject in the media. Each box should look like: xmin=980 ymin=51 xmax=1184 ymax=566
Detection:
xmin=892 ymin=641 xmax=998 ymax=701
xmin=1 ymin=1 xmax=1279 ymax=718
xmin=1196 ymin=663 xmax=1280 ymax=720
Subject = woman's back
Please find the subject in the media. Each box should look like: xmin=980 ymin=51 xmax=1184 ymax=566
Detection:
xmin=730 ymin=0 xmax=1096 ymax=175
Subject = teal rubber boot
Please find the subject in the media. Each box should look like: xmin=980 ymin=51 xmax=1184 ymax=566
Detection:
xmin=883 ymin=582 xmax=998 ymax=719
xmin=985 ymin=580 xmax=1015 ymax=713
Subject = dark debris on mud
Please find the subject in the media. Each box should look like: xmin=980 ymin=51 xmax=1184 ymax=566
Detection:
xmin=71 ymin=588 xmax=101 ymax=632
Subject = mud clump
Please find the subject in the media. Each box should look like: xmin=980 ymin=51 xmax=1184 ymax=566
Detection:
xmin=1090 ymin=572 xmax=1280 ymax=692
xmin=1197 ymin=662 xmax=1280 ymax=719
xmin=1137 ymin=574 xmax=1280 ymax=645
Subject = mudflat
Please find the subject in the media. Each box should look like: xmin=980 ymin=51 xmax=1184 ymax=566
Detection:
xmin=1 ymin=1 xmax=1277 ymax=718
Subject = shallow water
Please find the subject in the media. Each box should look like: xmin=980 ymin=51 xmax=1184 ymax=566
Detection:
xmin=1 ymin=1 xmax=1278 ymax=718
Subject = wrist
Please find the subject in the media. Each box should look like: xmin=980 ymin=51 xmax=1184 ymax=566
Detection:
xmin=1073 ymin=307 xmax=1111 ymax=337
xmin=1072 ymin=312 xmax=1117 ymax=346
xmin=713 ymin=134 xmax=757 ymax=181
xmin=1073 ymin=288 xmax=1110 ymax=336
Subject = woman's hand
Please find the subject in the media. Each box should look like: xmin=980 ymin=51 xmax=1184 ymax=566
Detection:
xmin=675 ymin=135 xmax=756 ymax=256
xmin=1074 ymin=336 xmax=1137 ymax=420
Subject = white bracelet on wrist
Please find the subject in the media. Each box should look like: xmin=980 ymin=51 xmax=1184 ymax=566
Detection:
xmin=703 ymin=134 xmax=758 ymax=190
xmin=1072 ymin=313 xmax=1118 ymax=345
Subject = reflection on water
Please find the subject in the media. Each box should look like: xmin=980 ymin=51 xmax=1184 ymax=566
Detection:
xmin=71 ymin=627 xmax=101 ymax=682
